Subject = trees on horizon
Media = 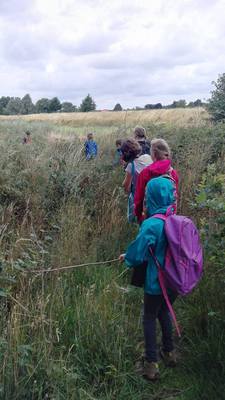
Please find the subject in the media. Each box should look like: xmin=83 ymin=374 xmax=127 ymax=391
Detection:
xmin=113 ymin=103 xmax=123 ymax=111
xmin=0 ymin=92 xmax=207 ymax=115
xmin=79 ymin=94 xmax=96 ymax=112
xmin=0 ymin=93 xmax=97 ymax=115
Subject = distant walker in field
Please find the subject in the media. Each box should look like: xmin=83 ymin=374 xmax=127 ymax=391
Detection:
xmin=84 ymin=133 xmax=98 ymax=160
xmin=22 ymin=130 xmax=32 ymax=145
xmin=134 ymin=126 xmax=151 ymax=155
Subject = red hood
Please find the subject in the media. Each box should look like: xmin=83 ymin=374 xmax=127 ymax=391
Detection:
xmin=150 ymin=159 xmax=171 ymax=175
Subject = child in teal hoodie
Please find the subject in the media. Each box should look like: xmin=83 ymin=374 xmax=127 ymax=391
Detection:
xmin=120 ymin=177 xmax=177 ymax=380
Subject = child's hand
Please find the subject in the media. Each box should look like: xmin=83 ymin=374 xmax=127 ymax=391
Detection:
xmin=119 ymin=253 xmax=126 ymax=262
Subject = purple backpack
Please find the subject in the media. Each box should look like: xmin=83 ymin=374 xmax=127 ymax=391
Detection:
xmin=150 ymin=213 xmax=203 ymax=336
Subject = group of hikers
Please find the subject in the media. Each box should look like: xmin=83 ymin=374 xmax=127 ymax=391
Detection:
xmin=105 ymin=126 xmax=201 ymax=382
xmin=117 ymin=128 xmax=179 ymax=381
xmin=23 ymin=126 xmax=202 ymax=382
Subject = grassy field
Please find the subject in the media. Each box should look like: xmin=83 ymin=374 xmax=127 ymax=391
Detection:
xmin=0 ymin=107 xmax=209 ymax=128
xmin=0 ymin=113 xmax=224 ymax=399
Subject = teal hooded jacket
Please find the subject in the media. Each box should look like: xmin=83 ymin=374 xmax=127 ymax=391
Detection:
xmin=125 ymin=177 xmax=175 ymax=295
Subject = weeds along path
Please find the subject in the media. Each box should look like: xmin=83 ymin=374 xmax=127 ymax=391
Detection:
xmin=0 ymin=120 xmax=224 ymax=399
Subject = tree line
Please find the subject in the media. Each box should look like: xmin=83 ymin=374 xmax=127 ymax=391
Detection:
xmin=0 ymin=94 xmax=96 ymax=115
xmin=2 ymin=70 xmax=225 ymax=118
xmin=114 ymin=99 xmax=205 ymax=111
xmin=0 ymin=94 xmax=211 ymax=115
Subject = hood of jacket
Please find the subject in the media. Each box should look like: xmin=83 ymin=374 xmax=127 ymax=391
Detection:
xmin=146 ymin=176 xmax=175 ymax=216
xmin=149 ymin=159 xmax=171 ymax=176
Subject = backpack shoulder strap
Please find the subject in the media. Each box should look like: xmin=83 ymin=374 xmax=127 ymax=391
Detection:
xmin=160 ymin=170 xmax=176 ymax=184
xmin=130 ymin=161 xmax=136 ymax=194
xmin=131 ymin=161 xmax=135 ymax=177
xmin=152 ymin=214 xmax=166 ymax=221
xmin=149 ymin=246 xmax=181 ymax=337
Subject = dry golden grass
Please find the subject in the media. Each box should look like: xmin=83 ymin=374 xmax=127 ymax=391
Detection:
xmin=0 ymin=107 xmax=209 ymax=127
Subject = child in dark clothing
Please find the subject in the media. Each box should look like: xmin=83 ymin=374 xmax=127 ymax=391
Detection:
xmin=85 ymin=133 xmax=98 ymax=160
xmin=22 ymin=130 xmax=32 ymax=144
xmin=134 ymin=126 xmax=151 ymax=155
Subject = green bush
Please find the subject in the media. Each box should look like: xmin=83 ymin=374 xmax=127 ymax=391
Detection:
xmin=208 ymin=73 xmax=225 ymax=122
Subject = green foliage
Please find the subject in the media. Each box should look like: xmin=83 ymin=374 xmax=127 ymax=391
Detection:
xmin=170 ymin=99 xmax=187 ymax=108
xmin=0 ymin=96 xmax=10 ymax=114
xmin=185 ymin=164 xmax=225 ymax=395
xmin=61 ymin=101 xmax=77 ymax=112
xmin=4 ymin=97 xmax=22 ymax=115
xmin=187 ymin=99 xmax=203 ymax=107
xmin=0 ymin=120 xmax=224 ymax=399
xmin=34 ymin=97 xmax=63 ymax=113
xmin=49 ymin=97 xmax=61 ymax=113
xmin=0 ymin=95 xmax=76 ymax=115
xmin=80 ymin=94 xmax=96 ymax=112
xmin=21 ymin=94 xmax=35 ymax=115
xmin=0 ymin=94 xmax=207 ymax=115
xmin=35 ymin=98 xmax=50 ymax=113
xmin=144 ymin=103 xmax=162 ymax=109
xmin=208 ymin=73 xmax=225 ymax=121
xmin=113 ymin=103 xmax=123 ymax=111
xmin=195 ymin=164 xmax=225 ymax=257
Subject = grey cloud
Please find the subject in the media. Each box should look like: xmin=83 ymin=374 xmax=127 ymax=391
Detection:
xmin=0 ymin=0 xmax=31 ymax=15
xmin=3 ymin=35 xmax=47 ymax=65
xmin=89 ymin=29 xmax=211 ymax=73
xmin=58 ymin=30 xmax=118 ymax=56
xmin=0 ymin=0 xmax=224 ymax=109
xmin=18 ymin=51 xmax=220 ymax=107
xmin=1 ymin=24 xmax=51 ymax=66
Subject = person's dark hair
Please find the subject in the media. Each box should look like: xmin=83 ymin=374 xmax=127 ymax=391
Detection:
xmin=87 ymin=132 xmax=93 ymax=140
xmin=121 ymin=138 xmax=141 ymax=163
xmin=116 ymin=139 xmax=122 ymax=146
xmin=25 ymin=130 xmax=31 ymax=136
xmin=134 ymin=126 xmax=146 ymax=139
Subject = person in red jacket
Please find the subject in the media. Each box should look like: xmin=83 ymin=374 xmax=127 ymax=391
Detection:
xmin=134 ymin=138 xmax=179 ymax=223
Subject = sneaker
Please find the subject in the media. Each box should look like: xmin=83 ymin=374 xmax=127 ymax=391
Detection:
xmin=160 ymin=349 xmax=177 ymax=367
xmin=135 ymin=356 xmax=145 ymax=376
xmin=143 ymin=361 xmax=160 ymax=381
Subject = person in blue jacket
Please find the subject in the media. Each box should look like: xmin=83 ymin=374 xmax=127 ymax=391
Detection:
xmin=120 ymin=177 xmax=177 ymax=380
xmin=85 ymin=133 xmax=98 ymax=160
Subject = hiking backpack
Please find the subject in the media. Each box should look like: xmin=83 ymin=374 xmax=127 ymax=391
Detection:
xmin=150 ymin=212 xmax=203 ymax=336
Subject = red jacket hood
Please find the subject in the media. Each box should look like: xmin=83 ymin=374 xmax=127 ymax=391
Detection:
xmin=149 ymin=159 xmax=171 ymax=176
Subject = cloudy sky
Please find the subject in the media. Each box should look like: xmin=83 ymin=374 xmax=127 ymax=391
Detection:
xmin=0 ymin=0 xmax=224 ymax=109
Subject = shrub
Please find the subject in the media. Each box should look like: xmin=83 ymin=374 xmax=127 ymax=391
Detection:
xmin=208 ymin=73 xmax=225 ymax=122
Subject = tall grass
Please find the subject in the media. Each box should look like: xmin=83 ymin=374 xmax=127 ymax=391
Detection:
xmin=0 ymin=107 xmax=209 ymax=128
xmin=0 ymin=119 xmax=224 ymax=399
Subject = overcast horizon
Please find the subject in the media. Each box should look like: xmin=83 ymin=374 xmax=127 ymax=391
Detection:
xmin=0 ymin=0 xmax=225 ymax=109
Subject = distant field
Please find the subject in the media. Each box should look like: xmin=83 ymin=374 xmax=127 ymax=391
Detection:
xmin=0 ymin=107 xmax=209 ymax=127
